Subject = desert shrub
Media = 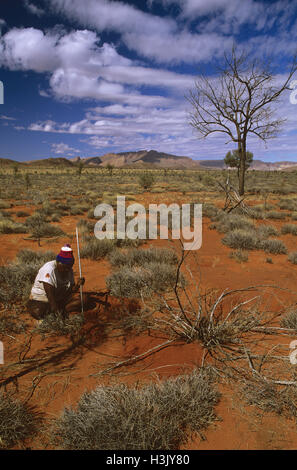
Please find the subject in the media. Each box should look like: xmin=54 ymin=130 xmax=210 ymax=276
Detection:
xmin=36 ymin=312 xmax=84 ymax=337
xmin=138 ymin=172 xmax=155 ymax=191
xmin=211 ymin=214 xmax=254 ymax=233
xmin=278 ymin=198 xmax=297 ymax=211
xmin=108 ymin=247 xmax=178 ymax=268
xmin=266 ymin=211 xmax=288 ymax=220
xmin=288 ymin=252 xmax=297 ymax=265
xmin=16 ymin=248 xmax=55 ymax=265
xmin=266 ymin=257 xmax=273 ymax=264
xmin=222 ymin=229 xmax=258 ymax=250
xmin=0 ymin=307 xmax=27 ymax=335
xmin=15 ymin=211 xmax=30 ymax=217
xmin=76 ymin=218 xmax=94 ymax=233
xmin=0 ymin=250 xmax=55 ymax=302
xmin=81 ymin=237 xmax=143 ymax=260
xmin=291 ymin=212 xmax=297 ymax=221
xmin=281 ymin=310 xmax=297 ymax=331
xmin=202 ymin=203 xmax=221 ymax=219
xmin=257 ymin=224 xmax=279 ymax=238
xmin=25 ymin=213 xmax=48 ymax=227
xmin=80 ymin=238 xmax=116 ymax=260
xmin=50 ymin=213 xmax=62 ymax=222
xmin=281 ymin=224 xmax=297 ymax=236
xmin=0 ymin=264 xmax=39 ymax=302
xmin=0 ymin=392 xmax=41 ymax=449
xmin=241 ymin=380 xmax=297 ymax=418
xmin=51 ymin=368 xmax=220 ymax=450
xmin=70 ymin=206 xmax=85 ymax=216
xmin=0 ymin=220 xmax=28 ymax=234
xmin=250 ymin=206 xmax=266 ymax=220
xmin=258 ymin=239 xmax=287 ymax=255
xmin=229 ymin=250 xmax=249 ymax=263
xmin=0 ymin=200 xmax=12 ymax=209
xmin=106 ymin=262 xmax=184 ymax=298
xmin=30 ymin=223 xmax=65 ymax=239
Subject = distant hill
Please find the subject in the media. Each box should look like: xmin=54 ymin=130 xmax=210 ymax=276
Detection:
xmin=71 ymin=150 xmax=201 ymax=169
xmin=23 ymin=157 xmax=74 ymax=167
xmin=2 ymin=151 xmax=297 ymax=170
xmin=0 ymin=157 xmax=26 ymax=167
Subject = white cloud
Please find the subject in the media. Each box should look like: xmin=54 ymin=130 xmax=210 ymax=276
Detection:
xmin=47 ymin=0 xmax=236 ymax=64
xmin=0 ymin=28 xmax=59 ymax=72
xmin=51 ymin=142 xmax=80 ymax=155
xmin=24 ymin=1 xmax=45 ymax=17
xmin=0 ymin=27 xmax=195 ymax=103
xmin=0 ymin=114 xmax=16 ymax=120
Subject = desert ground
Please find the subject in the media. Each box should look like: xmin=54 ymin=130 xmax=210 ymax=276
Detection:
xmin=1 ymin=165 xmax=297 ymax=450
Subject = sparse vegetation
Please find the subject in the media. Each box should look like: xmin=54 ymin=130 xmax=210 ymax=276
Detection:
xmin=51 ymin=368 xmax=220 ymax=450
xmin=0 ymin=392 xmax=41 ymax=449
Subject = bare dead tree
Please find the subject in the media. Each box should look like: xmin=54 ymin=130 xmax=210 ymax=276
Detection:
xmin=188 ymin=45 xmax=297 ymax=195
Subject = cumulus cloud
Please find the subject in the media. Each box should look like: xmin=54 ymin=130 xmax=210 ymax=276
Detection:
xmin=0 ymin=27 xmax=195 ymax=103
xmin=51 ymin=142 xmax=80 ymax=155
xmin=0 ymin=28 xmax=59 ymax=72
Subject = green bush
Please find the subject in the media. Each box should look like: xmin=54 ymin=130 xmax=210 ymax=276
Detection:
xmin=51 ymin=368 xmax=220 ymax=450
xmin=138 ymin=172 xmax=155 ymax=191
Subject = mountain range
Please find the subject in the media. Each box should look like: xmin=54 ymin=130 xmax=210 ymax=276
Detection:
xmin=0 ymin=150 xmax=297 ymax=171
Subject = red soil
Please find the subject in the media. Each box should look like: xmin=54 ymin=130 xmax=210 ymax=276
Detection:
xmin=1 ymin=194 xmax=297 ymax=450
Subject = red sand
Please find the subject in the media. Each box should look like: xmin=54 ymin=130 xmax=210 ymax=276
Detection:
xmin=1 ymin=194 xmax=297 ymax=449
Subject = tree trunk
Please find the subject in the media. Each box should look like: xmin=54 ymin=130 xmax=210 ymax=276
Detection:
xmin=238 ymin=141 xmax=246 ymax=196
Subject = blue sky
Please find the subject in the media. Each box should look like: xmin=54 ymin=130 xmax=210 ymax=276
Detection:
xmin=0 ymin=0 xmax=297 ymax=162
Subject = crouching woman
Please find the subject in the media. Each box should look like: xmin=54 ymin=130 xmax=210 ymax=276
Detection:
xmin=27 ymin=245 xmax=85 ymax=320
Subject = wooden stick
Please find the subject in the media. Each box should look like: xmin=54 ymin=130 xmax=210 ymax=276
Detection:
xmin=76 ymin=226 xmax=84 ymax=316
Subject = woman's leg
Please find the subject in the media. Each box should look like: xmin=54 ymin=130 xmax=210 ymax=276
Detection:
xmin=27 ymin=300 xmax=51 ymax=320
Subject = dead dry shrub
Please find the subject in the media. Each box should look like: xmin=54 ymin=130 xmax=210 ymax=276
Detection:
xmin=51 ymin=367 xmax=220 ymax=450
xmin=240 ymin=378 xmax=297 ymax=418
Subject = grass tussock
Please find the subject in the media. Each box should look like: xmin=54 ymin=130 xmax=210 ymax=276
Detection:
xmin=51 ymin=368 xmax=220 ymax=450
xmin=0 ymin=249 xmax=55 ymax=302
xmin=107 ymin=247 xmax=183 ymax=298
xmin=0 ymin=392 xmax=42 ymax=449
xmin=288 ymin=252 xmax=297 ymax=265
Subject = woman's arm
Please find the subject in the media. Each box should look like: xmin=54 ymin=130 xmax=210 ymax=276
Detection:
xmin=42 ymin=282 xmax=58 ymax=311
xmin=72 ymin=277 xmax=85 ymax=293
